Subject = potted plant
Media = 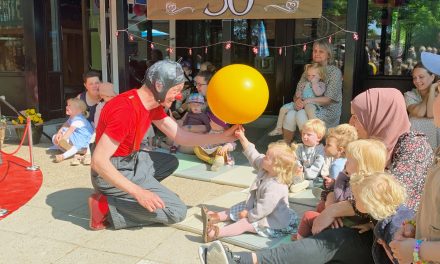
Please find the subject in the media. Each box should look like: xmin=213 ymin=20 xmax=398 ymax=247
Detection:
xmin=12 ymin=108 xmax=44 ymax=145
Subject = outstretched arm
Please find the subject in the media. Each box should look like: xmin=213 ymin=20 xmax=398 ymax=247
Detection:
xmin=153 ymin=116 xmax=237 ymax=146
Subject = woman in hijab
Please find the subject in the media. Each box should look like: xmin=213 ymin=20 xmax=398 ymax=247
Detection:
xmin=348 ymin=88 xmax=432 ymax=211
xmin=199 ymin=88 xmax=433 ymax=264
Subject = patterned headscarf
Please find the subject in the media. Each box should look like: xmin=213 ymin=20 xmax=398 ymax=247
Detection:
xmin=143 ymin=60 xmax=185 ymax=102
xmin=351 ymin=88 xmax=411 ymax=163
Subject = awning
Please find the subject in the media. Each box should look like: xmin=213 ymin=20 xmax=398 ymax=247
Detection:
xmin=147 ymin=0 xmax=322 ymax=20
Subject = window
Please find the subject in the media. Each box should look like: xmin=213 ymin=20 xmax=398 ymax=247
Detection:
xmin=0 ymin=0 xmax=24 ymax=72
xmin=367 ymin=0 xmax=440 ymax=76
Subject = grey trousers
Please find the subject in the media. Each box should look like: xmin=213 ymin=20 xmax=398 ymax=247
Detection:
xmin=91 ymin=150 xmax=187 ymax=229
xmin=255 ymin=227 xmax=374 ymax=264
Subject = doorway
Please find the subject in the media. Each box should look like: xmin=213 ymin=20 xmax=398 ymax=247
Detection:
xmin=60 ymin=0 xmax=85 ymax=99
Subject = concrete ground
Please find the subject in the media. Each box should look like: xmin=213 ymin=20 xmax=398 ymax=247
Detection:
xmin=0 ymin=117 xmax=303 ymax=264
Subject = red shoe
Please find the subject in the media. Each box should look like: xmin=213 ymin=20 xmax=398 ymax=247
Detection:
xmin=88 ymin=192 xmax=109 ymax=230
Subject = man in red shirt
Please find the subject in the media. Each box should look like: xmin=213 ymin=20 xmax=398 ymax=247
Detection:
xmin=90 ymin=60 xmax=237 ymax=230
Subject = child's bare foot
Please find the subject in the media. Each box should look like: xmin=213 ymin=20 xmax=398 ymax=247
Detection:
xmin=207 ymin=212 xmax=220 ymax=224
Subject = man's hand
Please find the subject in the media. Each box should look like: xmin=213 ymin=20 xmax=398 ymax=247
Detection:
xmin=223 ymin=124 xmax=239 ymax=142
xmin=134 ymin=189 xmax=165 ymax=212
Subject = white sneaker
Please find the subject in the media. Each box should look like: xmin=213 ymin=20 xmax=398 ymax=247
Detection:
xmin=289 ymin=180 xmax=309 ymax=193
xmin=198 ymin=241 xmax=232 ymax=264
xmin=268 ymin=128 xmax=282 ymax=136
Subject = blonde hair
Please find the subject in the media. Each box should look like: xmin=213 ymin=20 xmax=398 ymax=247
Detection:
xmin=350 ymin=172 xmax=406 ymax=220
xmin=327 ymin=124 xmax=358 ymax=150
xmin=302 ymin=119 xmax=326 ymax=139
xmin=267 ymin=141 xmax=298 ymax=185
xmin=67 ymin=98 xmax=89 ymax=118
xmin=345 ymin=139 xmax=387 ymax=174
xmin=304 ymin=62 xmax=327 ymax=82
xmin=313 ymin=40 xmax=334 ymax=64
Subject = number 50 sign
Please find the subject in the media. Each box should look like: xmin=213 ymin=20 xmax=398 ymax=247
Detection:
xmin=147 ymin=0 xmax=322 ymax=20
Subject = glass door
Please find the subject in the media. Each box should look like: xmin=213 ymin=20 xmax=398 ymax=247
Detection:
xmin=231 ymin=19 xmax=278 ymax=113
xmin=40 ymin=0 xmax=64 ymax=118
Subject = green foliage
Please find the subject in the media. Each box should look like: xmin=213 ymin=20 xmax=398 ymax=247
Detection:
xmin=368 ymin=0 xmax=440 ymax=48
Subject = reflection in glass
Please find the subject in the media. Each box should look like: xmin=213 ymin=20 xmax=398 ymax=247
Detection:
xmin=367 ymin=0 xmax=440 ymax=76
xmin=0 ymin=0 xmax=24 ymax=72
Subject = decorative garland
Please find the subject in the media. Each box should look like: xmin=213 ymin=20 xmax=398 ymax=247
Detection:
xmin=116 ymin=16 xmax=358 ymax=56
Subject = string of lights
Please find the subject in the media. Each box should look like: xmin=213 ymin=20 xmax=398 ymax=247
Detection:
xmin=115 ymin=16 xmax=358 ymax=56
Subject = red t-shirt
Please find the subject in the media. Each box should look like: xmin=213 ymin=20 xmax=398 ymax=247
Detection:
xmin=95 ymin=89 xmax=167 ymax=156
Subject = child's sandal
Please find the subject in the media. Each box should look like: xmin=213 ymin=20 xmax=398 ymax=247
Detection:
xmin=201 ymin=206 xmax=211 ymax=242
xmin=205 ymin=224 xmax=220 ymax=243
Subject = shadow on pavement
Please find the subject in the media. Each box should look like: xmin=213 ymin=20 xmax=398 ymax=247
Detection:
xmin=46 ymin=187 xmax=94 ymax=229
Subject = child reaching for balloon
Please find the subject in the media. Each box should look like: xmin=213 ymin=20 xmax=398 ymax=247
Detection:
xmin=52 ymin=98 xmax=94 ymax=165
xmin=201 ymin=125 xmax=299 ymax=243
xmin=269 ymin=63 xmax=327 ymax=136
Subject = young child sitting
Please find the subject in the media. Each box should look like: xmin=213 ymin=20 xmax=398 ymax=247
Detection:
xmin=315 ymin=124 xmax=358 ymax=209
xmin=293 ymin=139 xmax=387 ymax=240
xmin=268 ymin=63 xmax=327 ymax=136
xmin=193 ymin=111 xmax=234 ymax=171
xmin=201 ymin=126 xmax=299 ymax=242
xmin=53 ymin=98 xmax=94 ymax=165
xmin=170 ymin=93 xmax=211 ymax=153
xmin=292 ymin=118 xmax=326 ymax=191
xmin=94 ymin=82 xmax=116 ymax=128
xmin=351 ymin=172 xmax=413 ymax=264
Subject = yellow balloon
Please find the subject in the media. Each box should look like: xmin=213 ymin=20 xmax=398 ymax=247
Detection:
xmin=207 ymin=64 xmax=269 ymax=124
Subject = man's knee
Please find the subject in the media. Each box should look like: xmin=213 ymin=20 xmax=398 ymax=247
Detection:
xmin=167 ymin=200 xmax=187 ymax=223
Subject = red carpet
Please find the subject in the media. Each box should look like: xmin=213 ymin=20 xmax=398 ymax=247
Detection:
xmin=0 ymin=154 xmax=43 ymax=220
